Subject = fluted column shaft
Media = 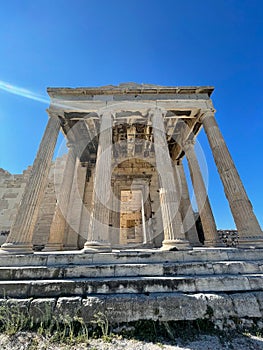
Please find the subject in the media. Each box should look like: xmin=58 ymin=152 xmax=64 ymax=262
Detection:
xmin=184 ymin=139 xmax=219 ymax=246
xmin=84 ymin=111 xmax=112 ymax=252
xmin=64 ymin=159 xmax=87 ymax=249
xmin=174 ymin=160 xmax=200 ymax=246
xmin=111 ymin=181 xmax=120 ymax=232
xmin=108 ymin=180 xmax=120 ymax=245
xmin=142 ymin=192 xmax=153 ymax=245
xmin=1 ymin=113 xmax=61 ymax=254
xmin=44 ymin=144 xmax=77 ymax=251
xmin=201 ymin=111 xmax=262 ymax=246
xmin=77 ymin=165 xmax=93 ymax=249
xmin=151 ymin=108 xmax=190 ymax=250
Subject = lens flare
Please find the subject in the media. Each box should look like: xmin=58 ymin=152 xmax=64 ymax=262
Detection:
xmin=0 ymin=80 xmax=48 ymax=104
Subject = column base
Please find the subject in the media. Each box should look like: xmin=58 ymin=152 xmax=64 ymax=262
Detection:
xmin=186 ymin=233 xmax=202 ymax=247
xmin=191 ymin=242 xmax=203 ymax=247
xmin=63 ymin=245 xmax=79 ymax=251
xmin=161 ymin=239 xmax=192 ymax=251
xmin=238 ymin=238 xmax=263 ymax=249
xmin=0 ymin=242 xmax=34 ymax=255
xmin=42 ymin=243 xmax=64 ymax=252
xmin=83 ymin=241 xmax=112 ymax=253
xmin=185 ymin=229 xmax=201 ymax=247
xmin=204 ymin=240 xmax=224 ymax=247
xmin=142 ymin=242 xmax=154 ymax=249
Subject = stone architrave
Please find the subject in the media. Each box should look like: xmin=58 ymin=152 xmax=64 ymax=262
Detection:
xmin=43 ymin=144 xmax=77 ymax=251
xmin=0 ymin=112 xmax=61 ymax=254
xmin=201 ymin=111 xmax=263 ymax=247
xmin=151 ymin=108 xmax=190 ymax=250
xmin=183 ymin=139 xmax=219 ymax=246
xmin=84 ymin=111 xmax=113 ymax=252
xmin=174 ymin=160 xmax=200 ymax=246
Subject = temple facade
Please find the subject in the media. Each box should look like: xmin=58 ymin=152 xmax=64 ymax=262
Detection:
xmin=1 ymin=83 xmax=262 ymax=254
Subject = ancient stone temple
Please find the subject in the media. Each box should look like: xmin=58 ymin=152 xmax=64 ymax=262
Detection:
xmin=1 ymin=84 xmax=263 ymax=328
xmin=0 ymin=83 xmax=262 ymax=254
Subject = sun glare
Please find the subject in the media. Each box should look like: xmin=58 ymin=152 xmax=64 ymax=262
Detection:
xmin=0 ymin=80 xmax=48 ymax=104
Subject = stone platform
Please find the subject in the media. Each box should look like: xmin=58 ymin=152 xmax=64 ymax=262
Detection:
xmin=1 ymin=248 xmax=263 ymax=327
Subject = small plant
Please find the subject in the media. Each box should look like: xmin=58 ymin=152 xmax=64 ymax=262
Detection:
xmin=0 ymin=303 xmax=32 ymax=335
xmin=48 ymin=314 xmax=89 ymax=344
xmin=27 ymin=338 xmax=39 ymax=350
xmin=0 ymin=301 xmax=90 ymax=345
xmin=91 ymin=312 xmax=111 ymax=341
xmin=163 ymin=321 xmax=176 ymax=340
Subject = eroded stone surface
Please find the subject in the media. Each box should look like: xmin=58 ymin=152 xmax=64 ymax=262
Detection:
xmin=1 ymin=292 xmax=263 ymax=325
xmin=231 ymin=293 xmax=261 ymax=317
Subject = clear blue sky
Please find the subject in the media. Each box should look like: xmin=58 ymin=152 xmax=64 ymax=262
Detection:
xmin=0 ymin=0 xmax=262 ymax=229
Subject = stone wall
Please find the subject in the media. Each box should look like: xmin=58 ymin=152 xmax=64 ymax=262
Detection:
xmin=33 ymin=155 xmax=67 ymax=248
xmin=0 ymin=156 xmax=67 ymax=247
xmin=0 ymin=167 xmax=31 ymax=245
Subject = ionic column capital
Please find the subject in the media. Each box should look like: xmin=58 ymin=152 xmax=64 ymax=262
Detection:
xmin=98 ymin=110 xmax=114 ymax=135
xmin=148 ymin=107 xmax=167 ymax=118
xmin=199 ymin=109 xmax=216 ymax=123
xmin=46 ymin=109 xmax=60 ymax=119
xmin=99 ymin=110 xmax=114 ymax=119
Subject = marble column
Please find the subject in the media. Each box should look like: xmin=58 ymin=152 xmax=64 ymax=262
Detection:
xmin=77 ymin=165 xmax=94 ymax=249
xmin=44 ymin=143 xmax=77 ymax=251
xmin=84 ymin=111 xmax=113 ymax=252
xmin=0 ymin=112 xmax=61 ymax=254
xmin=110 ymin=180 xmax=121 ymax=245
xmin=142 ymin=191 xmax=153 ymax=245
xmin=64 ymin=159 xmax=87 ymax=250
xmin=174 ymin=160 xmax=201 ymax=246
xmin=151 ymin=108 xmax=190 ymax=250
xmin=183 ymin=139 xmax=219 ymax=246
xmin=201 ymin=111 xmax=263 ymax=247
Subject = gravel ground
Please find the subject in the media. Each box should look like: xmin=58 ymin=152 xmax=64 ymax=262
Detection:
xmin=1 ymin=332 xmax=263 ymax=350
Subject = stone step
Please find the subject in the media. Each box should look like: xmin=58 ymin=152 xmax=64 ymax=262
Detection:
xmin=1 ymin=273 xmax=263 ymax=298
xmin=1 ymin=291 xmax=263 ymax=324
xmin=0 ymin=260 xmax=263 ymax=280
xmin=1 ymin=248 xmax=263 ymax=268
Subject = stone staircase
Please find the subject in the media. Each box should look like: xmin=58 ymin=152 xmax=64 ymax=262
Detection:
xmin=1 ymin=248 xmax=263 ymax=324
xmin=1 ymin=248 xmax=263 ymax=298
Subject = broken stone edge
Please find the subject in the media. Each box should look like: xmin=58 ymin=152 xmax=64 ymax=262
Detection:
xmin=1 ymin=291 xmax=263 ymax=331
